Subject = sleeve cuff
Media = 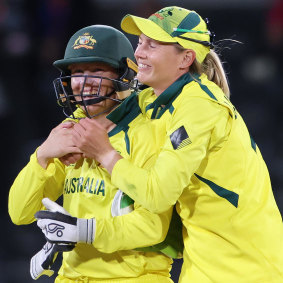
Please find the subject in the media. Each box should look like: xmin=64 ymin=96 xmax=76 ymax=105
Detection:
xmin=31 ymin=149 xmax=57 ymax=179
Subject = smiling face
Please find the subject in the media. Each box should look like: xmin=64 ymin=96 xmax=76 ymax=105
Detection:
xmin=68 ymin=62 xmax=119 ymax=117
xmin=134 ymin=34 xmax=194 ymax=96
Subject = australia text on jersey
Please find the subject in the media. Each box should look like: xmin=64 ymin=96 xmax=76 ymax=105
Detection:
xmin=64 ymin=177 xmax=105 ymax=196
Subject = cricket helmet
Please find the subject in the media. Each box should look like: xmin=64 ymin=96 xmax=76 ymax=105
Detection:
xmin=53 ymin=25 xmax=138 ymax=118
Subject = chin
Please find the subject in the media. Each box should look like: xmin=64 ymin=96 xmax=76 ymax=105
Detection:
xmin=137 ymin=75 xmax=151 ymax=87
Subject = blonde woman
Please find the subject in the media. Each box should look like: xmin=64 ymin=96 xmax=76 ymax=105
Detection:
xmin=68 ymin=7 xmax=283 ymax=283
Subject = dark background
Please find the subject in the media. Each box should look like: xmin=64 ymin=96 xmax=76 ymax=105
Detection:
xmin=1 ymin=0 xmax=283 ymax=282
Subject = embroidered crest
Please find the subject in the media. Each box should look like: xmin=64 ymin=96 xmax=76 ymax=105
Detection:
xmin=72 ymin=33 xmax=97 ymax=50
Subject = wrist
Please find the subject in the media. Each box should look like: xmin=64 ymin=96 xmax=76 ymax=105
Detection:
xmin=99 ymin=150 xmax=122 ymax=174
xmin=77 ymin=218 xmax=96 ymax=244
xmin=36 ymin=147 xmax=51 ymax=169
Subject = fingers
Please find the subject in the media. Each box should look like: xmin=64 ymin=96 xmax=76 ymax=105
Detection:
xmin=37 ymin=219 xmax=45 ymax=230
xmin=42 ymin=198 xmax=60 ymax=212
xmin=59 ymin=153 xmax=82 ymax=166
xmin=73 ymin=118 xmax=102 ymax=134
xmin=42 ymin=198 xmax=70 ymax=215
xmin=79 ymin=117 xmax=104 ymax=130
xmin=61 ymin=121 xmax=76 ymax=129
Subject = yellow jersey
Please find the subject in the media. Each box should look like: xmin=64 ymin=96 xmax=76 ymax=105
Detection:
xmin=111 ymin=73 xmax=283 ymax=282
xmin=9 ymin=94 xmax=174 ymax=282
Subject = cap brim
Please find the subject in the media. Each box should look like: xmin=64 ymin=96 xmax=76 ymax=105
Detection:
xmin=53 ymin=56 xmax=120 ymax=72
xmin=121 ymin=14 xmax=176 ymax=43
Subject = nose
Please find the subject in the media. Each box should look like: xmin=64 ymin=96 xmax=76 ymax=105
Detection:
xmin=81 ymin=72 xmax=100 ymax=85
xmin=71 ymin=73 xmax=99 ymax=92
xmin=134 ymin=43 xmax=146 ymax=60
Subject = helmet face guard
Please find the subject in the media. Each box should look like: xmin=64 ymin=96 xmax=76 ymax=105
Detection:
xmin=53 ymin=74 xmax=138 ymax=119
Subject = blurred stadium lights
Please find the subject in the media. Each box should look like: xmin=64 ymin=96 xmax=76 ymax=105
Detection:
xmin=92 ymin=0 xmax=271 ymax=8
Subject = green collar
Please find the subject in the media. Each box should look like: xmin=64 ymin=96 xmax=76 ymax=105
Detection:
xmin=107 ymin=92 xmax=141 ymax=137
xmin=146 ymin=73 xmax=195 ymax=119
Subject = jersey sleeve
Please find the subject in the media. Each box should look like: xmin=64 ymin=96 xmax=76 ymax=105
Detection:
xmin=8 ymin=149 xmax=65 ymax=225
xmin=111 ymin=97 xmax=229 ymax=213
xmin=93 ymin=204 xmax=172 ymax=253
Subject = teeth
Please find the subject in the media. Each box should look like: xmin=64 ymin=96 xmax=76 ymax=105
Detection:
xmin=138 ymin=63 xmax=148 ymax=68
xmin=82 ymin=92 xmax=97 ymax=95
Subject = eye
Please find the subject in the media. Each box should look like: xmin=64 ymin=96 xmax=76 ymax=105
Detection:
xmin=71 ymin=69 xmax=83 ymax=75
xmin=92 ymin=68 xmax=104 ymax=73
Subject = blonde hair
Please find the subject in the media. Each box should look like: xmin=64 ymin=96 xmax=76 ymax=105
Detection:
xmin=175 ymin=44 xmax=230 ymax=98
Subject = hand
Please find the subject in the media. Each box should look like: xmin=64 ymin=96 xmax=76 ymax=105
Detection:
xmin=72 ymin=118 xmax=112 ymax=159
xmin=59 ymin=153 xmax=83 ymax=166
xmin=72 ymin=118 xmax=122 ymax=173
xmin=35 ymin=198 xmax=95 ymax=245
xmin=37 ymin=122 xmax=82 ymax=168
xmin=30 ymin=242 xmax=74 ymax=280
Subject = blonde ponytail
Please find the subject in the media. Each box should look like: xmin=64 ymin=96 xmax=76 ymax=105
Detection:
xmin=174 ymin=43 xmax=230 ymax=98
xmin=202 ymin=50 xmax=230 ymax=98
xmin=190 ymin=50 xmax=230 ymax=98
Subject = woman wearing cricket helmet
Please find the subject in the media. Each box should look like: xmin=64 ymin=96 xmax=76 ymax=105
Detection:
xmin=53 ymin=24 xmax=138 ymax=120
xmin=9 ymin=24 xmax=181 ymax=282
xmin=78 ymin=7 xmax=283 ymax=283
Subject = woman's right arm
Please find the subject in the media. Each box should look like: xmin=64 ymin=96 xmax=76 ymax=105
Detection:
xmin=8 ymin=151 xmax=66 ymax=225
xmin=9 ymin=122 xmax=81 ymax=225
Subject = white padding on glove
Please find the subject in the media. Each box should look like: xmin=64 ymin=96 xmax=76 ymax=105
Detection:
xmin=35 ymin=198 xmax=95 ymax=245
xmin=30 ymin=242 xmax=74 ymax=280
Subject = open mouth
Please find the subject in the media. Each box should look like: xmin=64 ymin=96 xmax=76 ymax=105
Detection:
xmin=138 ymin=63 xmax=151 ymax=70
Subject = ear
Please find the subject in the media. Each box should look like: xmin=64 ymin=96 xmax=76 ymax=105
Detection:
xmin=180 ymin=50 xmax=196 ymax=70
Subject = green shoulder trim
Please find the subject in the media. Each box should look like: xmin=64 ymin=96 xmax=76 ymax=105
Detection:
xmin=107 ymin=92 xmax=141 ymax=137
xmin=193 ymin=74 xmax=217 ymax=100
xmin=195 ymin=173 xmax=239 ymax=207
xmin=250 ymin=135 xmax=257 ymax=152
xmin=124 ymin=129 xmax=130 ymax=154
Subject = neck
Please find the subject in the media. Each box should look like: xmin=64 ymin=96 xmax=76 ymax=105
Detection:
xmin=152 ymin=71 xmax=188 ymax=97
xmin=96 ymin=114 xmax=116 ymax=132
xmin=153 ymin=88 xmax=164 ymax=97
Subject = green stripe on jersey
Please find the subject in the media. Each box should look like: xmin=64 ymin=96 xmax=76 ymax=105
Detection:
xmin=195 ymin=173 xmax=239 ymax=207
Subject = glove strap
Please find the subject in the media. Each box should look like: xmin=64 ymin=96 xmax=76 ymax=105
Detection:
xmin=77 ymin=218 xmax=96 ymax=244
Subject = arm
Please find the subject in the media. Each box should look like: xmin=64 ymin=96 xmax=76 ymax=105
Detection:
xmin=8 ymin=151 xmax=66 ymax=225
xmin=76 ymin=99 xmax=227 ymax=213
xmin=9 ymin=122 xmax=82 ymax=225
xmin=35 ymin=198 xmax=175 ymax=254
xmin=93 ymin=204 xmax=173 ymax=253
xmin=111 ymin=99 xmax=227 ymax=213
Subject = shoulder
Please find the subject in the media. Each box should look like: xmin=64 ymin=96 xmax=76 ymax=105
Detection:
xmin=172 ymin=74 xmax=233 ymax=119
xmin=168 ymin=78 xmax=232 ymax=134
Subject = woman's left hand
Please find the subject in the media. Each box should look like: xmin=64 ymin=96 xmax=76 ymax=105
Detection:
xmin=72 ymin=118 xmax=122 ymax=173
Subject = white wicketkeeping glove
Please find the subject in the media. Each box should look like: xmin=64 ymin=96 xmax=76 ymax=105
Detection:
xmin=30 ymin=241 xmax=74 ymax=280
xmin=35 ymin=198 xmax=96 ymax=245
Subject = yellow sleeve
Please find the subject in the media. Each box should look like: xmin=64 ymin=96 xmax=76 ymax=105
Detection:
xmin=94 ymin=205 xmax=172 ymax=253
xmin=8 ymin=149 xmax=65 ymax=225
xmin=112 ymin=97 xmax=229 ymax=213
